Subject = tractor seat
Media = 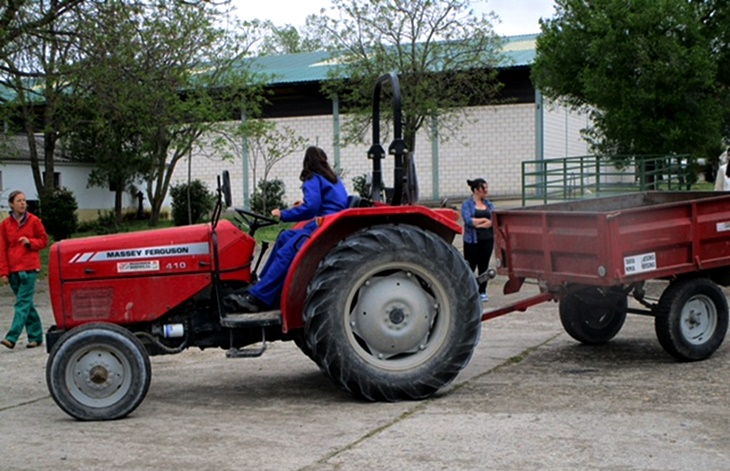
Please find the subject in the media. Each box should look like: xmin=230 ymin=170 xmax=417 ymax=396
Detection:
xmin=346 ymin=195 xmax=372 ymax=208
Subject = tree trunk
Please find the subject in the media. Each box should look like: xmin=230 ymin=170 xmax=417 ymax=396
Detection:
xmin=25 ymin=129 xmax=44 ymax=197
xmin=114 ymin=187 xmax=124 ymax=224
xmin=43 ymin=130 xmax=56 ymax=193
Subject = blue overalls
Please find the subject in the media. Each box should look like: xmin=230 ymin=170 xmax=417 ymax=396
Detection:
xmin=249 ymin=174 xmax=348 ymax=307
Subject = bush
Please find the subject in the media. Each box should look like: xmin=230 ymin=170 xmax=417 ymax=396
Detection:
xmin=352 ymin=174 xmax=370 ymax=197
xmin=40 ymin=187 xmax=78 ymax=241
xmin=250 ymin=179 xmax=288 ymax=214
xmin=94 ymin=210 xmax=120 ymax=235
xmin=169 ymin=180 xmax=215 ymax=226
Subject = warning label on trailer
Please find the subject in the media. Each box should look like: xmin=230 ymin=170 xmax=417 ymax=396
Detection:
xmin=717 ymin=222 xmax=730 ymax=232
xmin=623 ymin=252 xmax=657 ymax=275
xmin=117 ymin=260 xmax=160 ymax=273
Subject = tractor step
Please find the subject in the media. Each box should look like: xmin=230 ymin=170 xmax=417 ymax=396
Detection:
xmin=221 ymin=310 xmax=282 ymax=328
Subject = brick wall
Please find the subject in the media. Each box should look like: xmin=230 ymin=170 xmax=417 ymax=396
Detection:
xmin=173 ymin=101 xmax=589 ymax=207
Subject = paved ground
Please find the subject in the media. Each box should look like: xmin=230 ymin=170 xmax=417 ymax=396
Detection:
xmin=1 ymin=272 xmax=729 ymax=471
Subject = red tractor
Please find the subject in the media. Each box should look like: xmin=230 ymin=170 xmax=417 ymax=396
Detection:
xmin=44 ymin=74 xmax=482 ymax=420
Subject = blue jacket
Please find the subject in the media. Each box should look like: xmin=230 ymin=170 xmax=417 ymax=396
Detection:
xmin=280 ymin=174 xmax=348 ymax=223
xmin=461 ymin=197 xmax=496 ymax=244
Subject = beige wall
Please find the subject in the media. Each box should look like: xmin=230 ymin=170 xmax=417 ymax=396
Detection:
xmin=173 ymin=101 xmax=590 ymax=207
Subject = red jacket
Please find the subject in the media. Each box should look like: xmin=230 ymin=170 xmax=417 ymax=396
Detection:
xmin=0 ymin=212 xmax=48 ymax=276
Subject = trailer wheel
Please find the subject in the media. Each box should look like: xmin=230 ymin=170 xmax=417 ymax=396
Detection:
xmin=304 ymin=225 xmax=481 ymax=401
xmin=46 ymin=323 xmax=151 ymax=421
xmin=654 ymin=278 xmax=728 ymax=361
xmin=559 ymin=287 xmax=627 ymax=345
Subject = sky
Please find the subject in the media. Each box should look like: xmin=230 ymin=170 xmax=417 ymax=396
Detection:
xmin=229 ymin=0 xmax=556 ymax=37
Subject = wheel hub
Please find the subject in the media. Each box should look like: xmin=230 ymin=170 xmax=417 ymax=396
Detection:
xmin=680 ymin=295 xmax=718 ymax=345
xmin=90 ymin=365 xmax=109 ymax=384
xmin=70 ymin=349 xmax=127 ymax=400
xmin=351 ymin=272 xmax=436 ymax=358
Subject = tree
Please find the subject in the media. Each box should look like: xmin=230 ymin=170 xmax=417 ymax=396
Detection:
xmin=246 ymin=120 xmax=307 ymax=184
xmin=532 ymin=0 xmax=723 ymax=161
xmin=306 ymin=0 xmax=503 ymax=164
xmin=0 ymin=1 xmax=87 ymax=198
xmin=66 ymin=2 xmax=268 ymax=225
xmin=257 ymin=21 xmax=325 ymax=56
xmin=0 ymin=0 xmax=85 ymax=55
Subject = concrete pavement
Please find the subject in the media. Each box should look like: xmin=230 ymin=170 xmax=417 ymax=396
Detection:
xmin=1 ymin=275 xmax=729 ymax=470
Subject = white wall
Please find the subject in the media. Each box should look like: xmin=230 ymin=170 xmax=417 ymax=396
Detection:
xmin=0 ymin=161 xmax=140 ymax=218
xmin=543 ymin=102 xmax=592 ymax=159
xmin=173 ymin=102 xmax=566 ymax=207
xmin=1 ymin=101 xmax=590 ymax=217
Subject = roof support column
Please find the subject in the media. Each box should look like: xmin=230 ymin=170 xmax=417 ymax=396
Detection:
xmin=534 ymin=88 xmax=545 ymax=202
xmin=241 ymin=107 xmax=250 ymax=210
xmin=332 ymin=94 xmax=341 ymax=172
xmin=431 ymin=114 xmax=439 ymax=200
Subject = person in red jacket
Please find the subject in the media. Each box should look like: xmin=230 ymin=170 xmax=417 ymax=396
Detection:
xmin=1 ymin=190 xmax=48 ymax=349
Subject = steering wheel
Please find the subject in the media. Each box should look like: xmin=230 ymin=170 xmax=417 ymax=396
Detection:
xmin=233 ymin=208 xmax=279 ymax=235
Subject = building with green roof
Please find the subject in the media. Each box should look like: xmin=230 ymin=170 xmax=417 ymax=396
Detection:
xmin=2 ymin=34 xmax=589 ymax=216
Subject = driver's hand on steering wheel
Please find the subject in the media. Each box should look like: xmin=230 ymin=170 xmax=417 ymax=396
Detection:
xmin=271 ymin=208 xmax=281 ymax=219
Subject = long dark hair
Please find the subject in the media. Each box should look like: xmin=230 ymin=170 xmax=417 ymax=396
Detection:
xmin=300 ymin=146 xmax=338 ymax=183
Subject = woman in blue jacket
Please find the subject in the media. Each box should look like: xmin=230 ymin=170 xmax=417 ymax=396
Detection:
xmin=461 ymin=178 xmax=495 ymax=302
xmin=227 ymin=146 xmax=348 ymax=312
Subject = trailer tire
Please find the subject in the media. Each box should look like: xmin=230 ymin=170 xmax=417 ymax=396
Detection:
xmin=46 ymin=323 xmax=151 ymax=421
xmin=654 ymin=278 xmax=728 ymax=361
xmin=559 ymin=287 xmax=627 ymax=345
xmin=304 ymin=224 xmax=481 ymax=401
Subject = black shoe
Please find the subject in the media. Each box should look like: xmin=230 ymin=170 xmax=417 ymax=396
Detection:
xmin=225 ymin=293 xmax=263 ymax=313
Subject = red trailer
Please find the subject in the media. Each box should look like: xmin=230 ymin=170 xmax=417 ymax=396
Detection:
xmin=488 ymin=191 xmax=730 ymax=361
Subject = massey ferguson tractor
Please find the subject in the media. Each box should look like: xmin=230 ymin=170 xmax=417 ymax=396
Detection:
xmin=44 ymin=73 xmax=482 ymax=420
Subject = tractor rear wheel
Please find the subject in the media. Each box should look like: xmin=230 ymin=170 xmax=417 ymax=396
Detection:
xmin=304 ymin=224 xmax=481 ymax=401
xmin=46 ymin=323 xmax=151 ymax=421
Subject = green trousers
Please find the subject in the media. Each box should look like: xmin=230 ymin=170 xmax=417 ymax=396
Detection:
xmin=4 ymin=271 xmax=43 ymax=344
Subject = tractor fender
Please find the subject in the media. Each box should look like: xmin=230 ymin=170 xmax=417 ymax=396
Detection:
xmin=279 ymin=205 xmax=461 ymax=332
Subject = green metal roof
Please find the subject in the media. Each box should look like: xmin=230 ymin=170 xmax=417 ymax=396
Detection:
xmin=251 ymin=34 xmax=538 ymax=86
xmin=0 ymin=34 xmax=537 ymax=101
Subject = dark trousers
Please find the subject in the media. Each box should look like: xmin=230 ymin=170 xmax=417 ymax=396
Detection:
xmin=463 ymin=238 xmax=494 ymax=294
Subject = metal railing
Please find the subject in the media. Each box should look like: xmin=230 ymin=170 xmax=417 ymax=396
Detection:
xmin=521 ymin=154 xmax=699 ymax=206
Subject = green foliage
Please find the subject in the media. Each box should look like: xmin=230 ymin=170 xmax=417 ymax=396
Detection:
xmin=169 ymin=180 xmax=215 ymax=226
xmin=64 ymin=2 xmax=268 ymax=226
xmin=352 ymin=174 xmax=370 ymax=197
xmin=309 ymin=0 xmax=504 ymax=155
xmin=257 ymin=21 xmax=325 ymax=55
xmin=40 ymin=187 xmax=78 ymax=241
xmin=94 ymin=210 xmax=121 ymax=235
xmin=76 ymin=211 xmax=173 ymax=236
xmin=245 ymin=119 xmax=307 ymax=185
xmin=532 ymin=0 xmax=726 ymax=160
xmin=250 ymin=179 xmax=288 ymax=215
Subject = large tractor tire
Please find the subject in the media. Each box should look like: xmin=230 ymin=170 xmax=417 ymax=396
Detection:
xmin=559 ymin=286 xmax=628 ymax=345
xmin=304 ymin=224 xmax=482 ymax=401
xmin=46 ymin=323 xmax=151 ymax=421
xmin=654 ymin=278 xmax=728 ymax=361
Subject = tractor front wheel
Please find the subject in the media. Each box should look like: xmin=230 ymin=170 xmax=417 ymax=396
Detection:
xmin=46 ymin=323 xmax=151 ymax=421
xmin=304 ymin=225 xmax=482 ymax=401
